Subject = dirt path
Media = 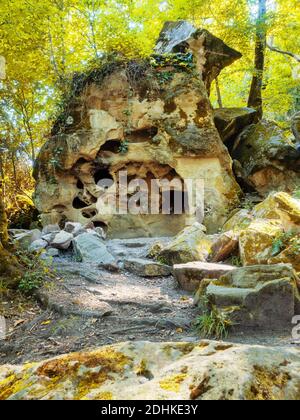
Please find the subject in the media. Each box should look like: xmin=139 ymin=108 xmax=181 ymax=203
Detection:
xmin=0 ymin=238 xmax=297 ymax=365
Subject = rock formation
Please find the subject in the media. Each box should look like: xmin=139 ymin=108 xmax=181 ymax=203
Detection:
xmin=33 ymin=21 xmax=242 ymax=238
xmin=1 ymin=340 xmax=300 ymax=400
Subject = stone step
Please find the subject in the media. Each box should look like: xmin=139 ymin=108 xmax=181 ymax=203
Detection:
xmin=173 ymin=261 xmax=236 ymax=292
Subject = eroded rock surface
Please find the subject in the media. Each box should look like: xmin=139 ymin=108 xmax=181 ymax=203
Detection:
xmin=1 ymin=340 xmax=300 ymax=400
xmin=33 ymin=22 xmax=241 ymax=238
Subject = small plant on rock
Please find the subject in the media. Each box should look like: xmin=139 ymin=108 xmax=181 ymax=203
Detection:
xmin=194 ymin=306 xmax=232 ymax=339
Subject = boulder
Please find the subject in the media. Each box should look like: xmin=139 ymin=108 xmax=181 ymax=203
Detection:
xmin=157 ymin=223 xmax=214 ymax=266
xmin=232 ymin=120 xmax=300 ymax=195
xmin=268 ymin=238 xmax=300 ymax=271
xmin=173 ymin=261 xmax=236 ymax=292
xmin=64 ymin=222 xmax=84 ymax=237
xmin=29 ymin=239 xmax=48 ymax=253
xmin=124 ymin=258 xmax=172 ymax=277
xmin=51 ymin=231 xmax=73 ymax=250
xmin=1 ymin=340 xmax=300 ymax=400
xmin=239 ymin=220 xmax=283 ymax=265
xmin=209 ymin=231 xmax=239 ymax=262
xmin=14 ymin=229 xmax=42 ymax=249
xmin=47 ymin=248 xmax=60 ymax=257
xmin=252 ymin=192 xmax=300 ymax=232
xmin=222 ymin=209 xmax=252 ymax=233
xmin=198 ymin=264 xmax=300 ymax=328
xmin=42 ymin=224 xmax=60 ymax=235
xmin=73 ymin=233 xmax=115 ymax=264
xmin=213 ymin=107 xmax=257 ymax=144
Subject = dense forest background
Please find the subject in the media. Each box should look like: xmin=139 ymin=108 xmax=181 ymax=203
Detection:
xmin=0 ymin=0 xmax=299 ymax=227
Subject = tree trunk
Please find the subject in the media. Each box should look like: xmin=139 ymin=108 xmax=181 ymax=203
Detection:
xmin=247 ymin=0 xmax=267 ymax=119
xmin=0 ymin=187 xmax=22 ymax=288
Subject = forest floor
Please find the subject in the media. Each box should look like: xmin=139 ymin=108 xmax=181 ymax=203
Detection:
xmin=0 ymin=237 xmax=296 ymax=365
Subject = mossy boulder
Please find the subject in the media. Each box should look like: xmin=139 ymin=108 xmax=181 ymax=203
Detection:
xmin=157 ymin=223 xmax=214 ymax=265
xmin=232 ymin=121 xmax=300 ymax=195
xmin=239 ymin=220 xmax=283 ymax=266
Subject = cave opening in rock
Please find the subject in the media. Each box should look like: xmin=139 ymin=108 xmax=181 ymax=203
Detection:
xmin=127 ymin=127 xmax=158 ymax=143
xmin=99 ymin=140 xmax=121 ymax=154
xmin=77 ymin=179 xmax=84 ymax=189
xmin=73 ymin=196 xmax=89 ymax=209
xmin=82 ymin=209 xmax=97 ymax=219
xmin=94 ymin=167 xmax=114 ymax=186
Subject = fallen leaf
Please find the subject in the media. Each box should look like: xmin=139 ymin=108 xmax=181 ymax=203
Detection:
xmin=41 ymin=320 xmax=52 ymax=326
xmin=14 ymin=319 xmax=25 ymax=327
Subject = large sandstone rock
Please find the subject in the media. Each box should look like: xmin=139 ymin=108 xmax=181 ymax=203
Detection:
xmin=73 ymin=233 xmax=115 ymax=264
xmin=197 ymin=264 xmax=300 ymax=328
xmin=232 ymin=121 xmax=300 ymax=195
xmin=1 ymin=340 xmax=300 ymax=400
xmin=213 ymin=107 xmax=257 ymax=144
xmin=173 ymin=261 xmax=236 ymax=292
xmin=124 ymin=258 xmax=171 ymax=277
xmin=157 ymin=223 xmax=214 ymax=265
xmin=51 ymin=231 xmax=73 ymax=250
xmin=239 ymin=220 xmax=283 ymax=266
xmin=33 ymin=22 xmax=241 ymax=238
xmin=209 ymin=230 xmax=239 ymax=262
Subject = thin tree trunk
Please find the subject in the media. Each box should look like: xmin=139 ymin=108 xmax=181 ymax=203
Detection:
xmin=215 ymin=78 xmax=223 ymax=108
xmin=247 ymin=0 xmax=267 ymax=119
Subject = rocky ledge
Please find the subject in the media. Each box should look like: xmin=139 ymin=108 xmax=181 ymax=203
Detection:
xmin=0 ymin=340 xmax=299 ymax=400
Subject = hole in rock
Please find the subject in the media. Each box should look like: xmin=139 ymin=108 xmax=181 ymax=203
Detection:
xmin=82 ymin=209 xmax=97 ymax=219
xmin=94 ymin=168 xmax=114 ymax=187
xmin=127 ymin=127 xmax=158 ymax=143
xmin=99 ymin=140 xmax=121 ymax=153
xmin=93 ymin=221 xmax=108 ymax=231
xmin=73 ymin=196 xmax=89 ymax=209
xmin=77 ymin=179 xmax=84 ymax=189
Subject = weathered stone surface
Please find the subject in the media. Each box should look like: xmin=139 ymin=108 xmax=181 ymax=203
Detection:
xmin=46 ymin=248 xmax=60 ymax=257
xmin=124 ymin=258 xmax=171 ymax=277
xmin=14 ymin=229 xmax=42 ymax=249
xmin=213 ymin=107 xmax=257 ymax=144
xmin=64 ymin=222 xmax=84 ymax=237
xmin=209 ymin=231 xmax=239 ymax=262
xmin=252 ymin=192 xmax=300 ymax=231
xmin=199 ymin=264 xmax=300 ymax=328
xmin=1 ymin=340 xmax=300 ymax=400
xmin=239 ymin=220 xmax=283 ymax=266
xmin=232 ymin=121 xmax=300 ymax=195
xmin=51 ymin=231 xmax=73 ymax=250
xmin=73 ymin=233 xmax=115 ymax=264
xmin=222 ymin=209 xmax=252 ymax=233
xmin=29 ymin=239 xmax=48 ymax=253
xmin=155 ymin=22 xmax=242 ymax=92
xmin=157 ymin=223 xmax=214 ymax=265
xmin=33 ymin=22 xmax=241 ymax=238
xmin=173 ymin=261 xmax=236 ymax=292
xmin=42 ymin=224 xmax=60 ymax=235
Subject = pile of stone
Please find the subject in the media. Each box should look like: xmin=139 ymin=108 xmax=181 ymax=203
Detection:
xmin=9 ymin=222 xmax=112 ymax=263
xmin=153 ymin=191 xmax=300 ymax=328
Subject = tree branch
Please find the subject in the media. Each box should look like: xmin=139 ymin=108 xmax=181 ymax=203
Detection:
xmin=267 ymin=43 xmax=300 ymax=63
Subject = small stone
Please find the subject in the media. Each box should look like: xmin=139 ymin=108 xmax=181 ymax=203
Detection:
xmin=51 ymin=231 xmax=73 ymax=250
xmin=29 ymin=239 xmax=48 ymax=252
xmin=47 ymin=248 xmax=60 ymax=257
xmin=42 ymin=224 xmax=60 ymax=235
xmin=124 ymin=258 xmax=172 ymax=277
